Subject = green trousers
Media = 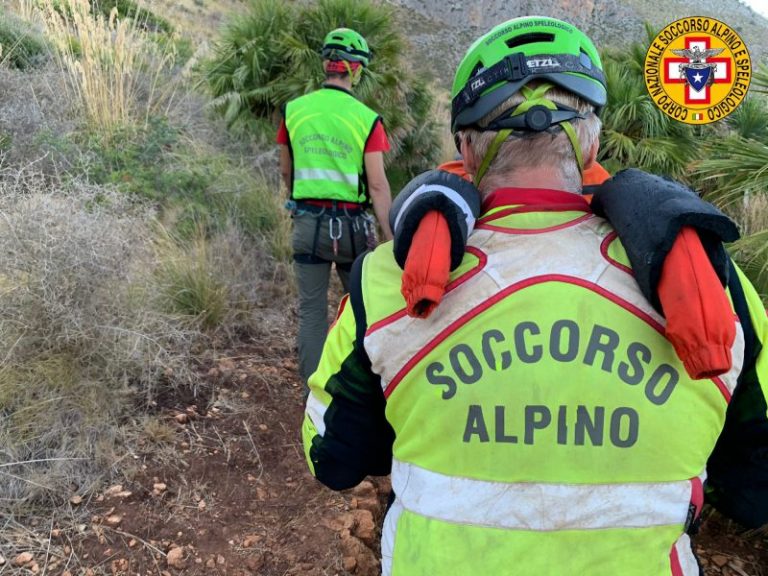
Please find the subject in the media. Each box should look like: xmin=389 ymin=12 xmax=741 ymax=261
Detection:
xmin=292 ymin=209 xmax=370 ymax=385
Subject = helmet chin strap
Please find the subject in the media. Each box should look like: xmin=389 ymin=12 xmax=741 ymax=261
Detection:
xmin=473 ymin=83 xmax=585 ymax=188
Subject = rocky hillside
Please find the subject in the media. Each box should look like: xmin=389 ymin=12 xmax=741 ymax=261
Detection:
xmin=385 ymin=0 xmax=768 ymax=86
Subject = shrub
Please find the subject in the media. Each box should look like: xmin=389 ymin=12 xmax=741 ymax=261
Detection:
xmin=91 ymin=0 xmax=173 ymax=34
xmin=204 ymin=0 xmax=441 ymax=189
xmin=50 ymin=122 xmax=291 ymax=251
xmin=154 ymin=220 xmax=290 ymax=335
xmin=155 ymin=225 xmax=229 ymax=330
xmin=0 ymin=171 xmax=198 ymax=512
xmin=0 ymin=9 xmax=48 ymax=70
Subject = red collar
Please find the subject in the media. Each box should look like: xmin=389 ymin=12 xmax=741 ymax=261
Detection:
xmin=482 ymin=188 xmax=591 ymax=214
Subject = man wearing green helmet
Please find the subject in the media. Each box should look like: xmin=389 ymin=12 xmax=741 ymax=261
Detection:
xmin=301 ymin=17 xmax=768 ymax=575
xmin=277 ymin=27 xmax=394 ymax=388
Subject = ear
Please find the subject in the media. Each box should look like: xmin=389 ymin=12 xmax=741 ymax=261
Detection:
xmin=583 ymin=138 xmax=599 ymax=171
xmin=461 ymin=134 xmax=478 ymax=177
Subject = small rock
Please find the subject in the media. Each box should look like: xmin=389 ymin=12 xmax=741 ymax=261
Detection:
xmin=711 ymin=555 xmax=729 ymax=568
xmin=111 ymin=559 xmax=129 ymax=572
xmin=197 ymin=499 xmax=207 ymax=511
xmin=167 ymin=547 xmax=185 ymax=569
xmin=69 ymin=495 xmax=83 ymax=505
xmin=14 ymin=553 xmax=33 ymax=566
xmin=350 ymin=480 xmax=377 ymax=499
xmin=62 ymin=572 xmax=72 ymax=576
xmin=175 ymin=413 xmax=188 ymax=424
xmin=206 ymin=557 xmax=216 ymax=568
xmin=105 ymin=514 xmax=123 ymax=526
xmin=217 ymin=554 xmax=226 ymax=565
xmin=153 ymin=482 xmax=167 ymax=495
xmin=351 ymin=509 xmax=376 ymax=545
xmin=258 ymin=424 xmax=268 ymax=431
xmin=30 ymin=562 xmax=40 ymax=574
xmin=356 ymin=496 xmax=381 ymax=515
xmin=343 ymin=556 xmax=357 ymax=572
xmin=104 ymin=484 xmax=124 ymax=497
xmin=50 ymin=528 xmax=62 ymax=538
xmin=0 ymin=555 xmax=5 ymax=566
xmin=128 ymin=539 xmax=138 ymax=548
xmin=242 ymin=534 xmax=262 ymax=547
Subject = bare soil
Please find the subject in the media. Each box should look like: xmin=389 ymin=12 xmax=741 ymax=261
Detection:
xmin=63 ymin=311 xmax=766 ymax=576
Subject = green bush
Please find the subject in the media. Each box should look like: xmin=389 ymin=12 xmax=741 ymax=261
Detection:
xmin=0 ymin=10 xmax=48 ymax=70
xmin=46 ymin=0 xmax=174 ymax=33
xmin=93 ymin=0 xmax=173 ymax=33
xmin=204 ymin=0 xmax=440 ymax=190
xmin=45 ymin=122 xmax=289 ymax=246
xmin=156 ymin=227 xmax=228 ymax=330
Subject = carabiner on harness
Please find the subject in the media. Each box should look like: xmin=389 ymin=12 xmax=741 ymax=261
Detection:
xmin=329 ymin=216 xmax=343 ymax=256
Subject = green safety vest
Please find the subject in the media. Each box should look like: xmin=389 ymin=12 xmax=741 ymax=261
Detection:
xmin=285 ymin=87 xmax=379 ymax=204
xmin=355 ymin=205 xmax=745 ymax=575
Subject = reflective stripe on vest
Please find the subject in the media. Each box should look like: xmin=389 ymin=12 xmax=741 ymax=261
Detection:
xmin=391 ymin=458 xmax=704 ymax=531
xmin=359 ymin=211 xmax=745 ymax=576
xmin=294 ymin=168 xmax=360 ymax=188
xmin=286 ymin=88 xmax=378 ymax=203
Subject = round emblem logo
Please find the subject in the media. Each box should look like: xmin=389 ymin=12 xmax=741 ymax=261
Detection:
xmin=643 ymin=17 xmax=751 ymax=125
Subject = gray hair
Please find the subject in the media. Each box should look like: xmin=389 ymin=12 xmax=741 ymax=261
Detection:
xmin=463 ymin=84 xmax=601 ymax=194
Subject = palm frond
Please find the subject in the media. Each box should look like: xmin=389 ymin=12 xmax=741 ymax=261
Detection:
xmin=202 ymin=0 xmax=439 ymax=187
xmin=730 ymin=230 xmax=768 ymax=302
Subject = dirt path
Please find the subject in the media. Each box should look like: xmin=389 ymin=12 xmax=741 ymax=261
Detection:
xmin=68 ymin=311 xmax=387 ymax=576
xmin=68 ymin=312 xmax=766 ymax=576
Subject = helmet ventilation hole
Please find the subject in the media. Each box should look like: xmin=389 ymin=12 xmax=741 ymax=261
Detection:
xmin=505 ymin=32 xmax=555 ymax=49
xmin=470 ymin=62 xmax=484 ymax=78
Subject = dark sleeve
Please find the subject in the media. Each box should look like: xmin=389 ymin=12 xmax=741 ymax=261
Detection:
xmin=301 ymin=254 xmax=394 ymax=490
xmin=589 ymin=168 xmax=740 ymax=313
xmin=389 ymin=170 xmax=481 ymax=271
xmin=705 ymin=262 xmax=768 ymax=528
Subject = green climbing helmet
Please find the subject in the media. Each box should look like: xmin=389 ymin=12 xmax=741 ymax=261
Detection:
xmin=450 ymin=16 xmax=606 ymax=132
xmin=322 ymin=28 xmax=371 ymax=67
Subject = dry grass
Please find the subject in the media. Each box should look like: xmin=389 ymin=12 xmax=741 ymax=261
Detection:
xmin=0 ymin=0 xmax=292 ymax=570
xmin=8 ymin=0 xmax=42 ymax=23
xmin=739 ymin=193 xmax=768 ymax=237
xmin=154 ymin=217 xmax=292 ymax=337
xmin=0 ymin=168 xmax=201 ymax=516
xmin=37 ymin=0 xmax=177 ymax=132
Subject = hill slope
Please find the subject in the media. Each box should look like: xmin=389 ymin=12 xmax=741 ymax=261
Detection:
xmin=385 ymin=0 xmax=768 ymax=85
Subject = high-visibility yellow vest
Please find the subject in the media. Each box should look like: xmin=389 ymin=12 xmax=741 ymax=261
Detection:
xmin=358 ymin=205 xmax=744 ymax=576
xmin=285 ymin=87 xmax=379 ymax=203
